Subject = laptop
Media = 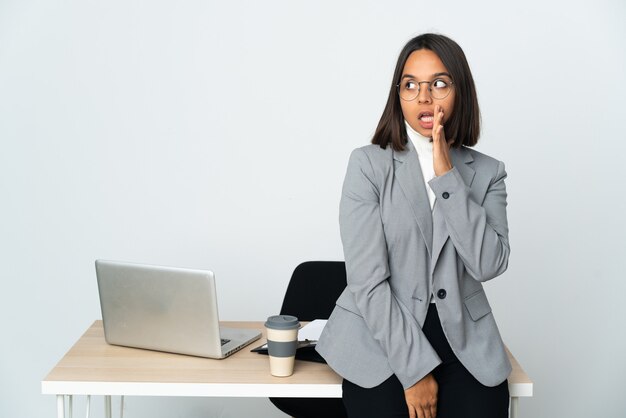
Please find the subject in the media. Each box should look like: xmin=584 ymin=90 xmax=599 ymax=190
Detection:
xmin=95 ymin=260 xmax=261 ymax=359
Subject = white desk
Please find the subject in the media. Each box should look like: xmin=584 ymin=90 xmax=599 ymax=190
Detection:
xmin=42 ymin=321 xmax=533 ymax=418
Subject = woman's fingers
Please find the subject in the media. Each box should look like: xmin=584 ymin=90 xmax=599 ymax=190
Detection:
xmin=430 ymin=403 xmax=437 ymax=418
xmin=432 ymin=104 xmax=452 ymax=176
xmin=418 ymin=405 xmax=427 ymax=418
xmin=436 ymin=125 xmax=444 ymax=143
xmin=419 ymin=405 xmax=434 ymax=418
xmin=404 ymin=374 xmax=438 ymax=418
xmin=432 ymin=104 xmax=445 ymax=142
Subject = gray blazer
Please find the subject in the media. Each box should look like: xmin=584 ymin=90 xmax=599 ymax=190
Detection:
xmin=316 ymin=141 xmax=512 ymax=390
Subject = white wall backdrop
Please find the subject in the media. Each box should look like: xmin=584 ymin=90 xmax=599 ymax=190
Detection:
xmin=1 ymin=1 xmax=625 ymax=417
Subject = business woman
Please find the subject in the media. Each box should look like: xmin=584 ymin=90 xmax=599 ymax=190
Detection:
xmin=316 ymin=34 xmax=512 ymax=418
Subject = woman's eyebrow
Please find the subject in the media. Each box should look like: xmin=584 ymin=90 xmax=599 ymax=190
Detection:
xmin=401 ymin=72 xmax=452 ymax=79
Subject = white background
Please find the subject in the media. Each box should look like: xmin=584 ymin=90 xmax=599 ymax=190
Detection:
xmin=1 ymin=1 xmax=625 ymax=417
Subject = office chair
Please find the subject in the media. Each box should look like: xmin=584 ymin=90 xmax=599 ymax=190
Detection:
xmin=269 ymin=261 xmax=348 ymax=418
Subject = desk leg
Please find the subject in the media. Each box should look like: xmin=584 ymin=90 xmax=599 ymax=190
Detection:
xmin=510 ymin=396 xmax=519 ymax=418
xmin=104 ymin=396 xmax=112 ymax=418
xmin=57 ymin=395 xmax=65 ymax=418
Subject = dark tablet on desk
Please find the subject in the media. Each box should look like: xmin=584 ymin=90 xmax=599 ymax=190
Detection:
xmin=251 ymin=341 xmax=326 ymax=363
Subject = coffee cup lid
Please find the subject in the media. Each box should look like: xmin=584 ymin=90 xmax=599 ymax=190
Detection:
xmin=265 ymin=315 xmax=300 ymax=330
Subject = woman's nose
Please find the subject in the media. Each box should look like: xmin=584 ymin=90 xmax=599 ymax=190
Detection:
xmin=417 ymin=87 xmax=432 ymax=103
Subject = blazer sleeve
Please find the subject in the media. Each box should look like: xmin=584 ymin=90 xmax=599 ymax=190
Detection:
xmin=339 ymin=148 xmax=442 ymax=390
xmin=428 ymin=160 xmax=510 ymax=282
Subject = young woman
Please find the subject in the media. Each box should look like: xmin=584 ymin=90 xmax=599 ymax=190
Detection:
xmin=316 ymin=33 xmax=511 ymax=418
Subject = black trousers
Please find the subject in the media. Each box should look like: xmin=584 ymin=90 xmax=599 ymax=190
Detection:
xmin=342 ymin=304 xmax=509 ymax=418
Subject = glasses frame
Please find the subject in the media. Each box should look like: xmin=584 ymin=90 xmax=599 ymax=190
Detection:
xmin=396 ymin=78 xmax=455 ymax=101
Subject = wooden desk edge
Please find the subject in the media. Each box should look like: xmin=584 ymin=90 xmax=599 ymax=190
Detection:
xmin=42 ymin=321 xmax=533 ymax=398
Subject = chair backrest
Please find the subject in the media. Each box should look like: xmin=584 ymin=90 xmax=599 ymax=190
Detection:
xmin=279 ymin=261 xmax=347 ymax=321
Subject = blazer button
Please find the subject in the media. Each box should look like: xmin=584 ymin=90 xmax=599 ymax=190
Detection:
xmin=442 ymin=192 xmax=450 ymax=199
xmin=437 ymin=289 xmax=447 ymax=299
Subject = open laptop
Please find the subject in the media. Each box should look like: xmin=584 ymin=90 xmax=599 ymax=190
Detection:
xmin=95 ymin=260 xmax=261 ymax=359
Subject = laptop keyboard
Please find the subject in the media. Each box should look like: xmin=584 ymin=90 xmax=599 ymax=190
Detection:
xmin=220 ymin=338 xmax=231 ymax=346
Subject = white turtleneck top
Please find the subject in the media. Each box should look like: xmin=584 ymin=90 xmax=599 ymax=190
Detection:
xmin=404 ymin=120 xmax=436 ymax=210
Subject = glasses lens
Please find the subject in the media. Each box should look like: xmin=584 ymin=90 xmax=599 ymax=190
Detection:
xmin=398 ymin=80 xmax=418 ymax=101
xmin=430 ymin=79 xmax=452 ymax=100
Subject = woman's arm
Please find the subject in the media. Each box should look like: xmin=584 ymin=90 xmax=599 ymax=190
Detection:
xmin=429 ymin=105 xmax=510 ymax=282
xmin=339 ymin=148 xmax=441 ymax=390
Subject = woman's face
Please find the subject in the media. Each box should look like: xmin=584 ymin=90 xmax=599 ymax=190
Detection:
xmin=399 ymin=49 xmax=455 ymax=138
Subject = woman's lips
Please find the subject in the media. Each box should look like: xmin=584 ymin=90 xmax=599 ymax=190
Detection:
xmin=419 ymin=114 xmax=434 ymax=129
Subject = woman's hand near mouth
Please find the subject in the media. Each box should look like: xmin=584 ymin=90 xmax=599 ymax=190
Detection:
xmin=432 ymin=104 xmax=453 ymax=176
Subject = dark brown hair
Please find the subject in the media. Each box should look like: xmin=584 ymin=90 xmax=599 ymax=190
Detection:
xmin=372 ymin=33 xmax=481 ymax=150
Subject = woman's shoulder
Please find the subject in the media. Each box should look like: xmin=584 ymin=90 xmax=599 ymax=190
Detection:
xmin=348 ymin=144 xmax=393 ymax=166
xmin=353 ymin=143 xmax=392 ymax=156
xmin=343 ymin=144 xmax=394 ymax=182
xmin=463 ymin=146 xmax=503 ymax=166
xmin=462 ymin=146 xmax=506 ymax=177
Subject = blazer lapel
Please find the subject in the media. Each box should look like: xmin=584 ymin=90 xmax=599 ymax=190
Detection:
xmin=431 ymin=147 xmax=475 ymax=271
xmin=393 ymin=141 xmax=433 ymax=257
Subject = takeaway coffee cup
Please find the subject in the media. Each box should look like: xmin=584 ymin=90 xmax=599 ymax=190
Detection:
xmin=264 ymin=315 xmax=300 ymax=377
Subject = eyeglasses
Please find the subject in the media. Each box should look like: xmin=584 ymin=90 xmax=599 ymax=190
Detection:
xmin=397 ymin=77 xmax=455 ymax=101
